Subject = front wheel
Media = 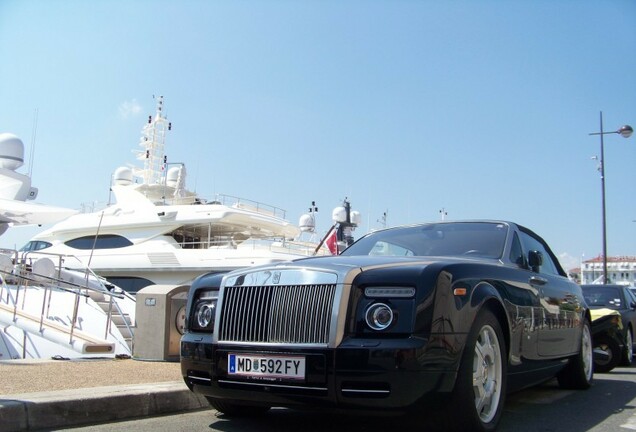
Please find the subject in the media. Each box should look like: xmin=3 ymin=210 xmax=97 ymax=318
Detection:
xmin=444 ymin=309 xmax=507 ymax=432
xmin=557 ymin=319 xmax=593 ymax=388
xmin=593 ymin=335 xmax=621 ymax=373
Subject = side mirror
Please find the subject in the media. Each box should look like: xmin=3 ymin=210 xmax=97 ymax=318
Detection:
xmin=528 ymin=250 xmax=543 ymax=273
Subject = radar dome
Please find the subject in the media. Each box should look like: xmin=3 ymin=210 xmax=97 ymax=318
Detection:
xmin=166 ymin=166 xmax=185 ymax=188
xmin=0 ymin=133 xmax=25 ymax=170
xmin=299 ymin=214 xmax=315 ymax=232
xmin=350 ymin=210 xmax=362 ymax=226
xmin=332 ymin=206 xmax=347 ymax=223
xmin=113 ymin=167 xmax=133 ymax=186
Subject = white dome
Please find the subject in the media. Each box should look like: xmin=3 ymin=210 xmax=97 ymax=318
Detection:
xmin=0 ymin=253 xmax=13 ymax=273
xmin=350 ymin=210 xmax=362 ymax=226
xmin=332 ymin=206 xmax=347 ymax=223
xmin=0 ymin=133 xmax=25 ymax=170
xmin=166 ymin=166 xmax=185 ymax=188
xmin=113 ymin=167 xmax=133 ymax=186
xmin=32 ymin=258 xmax=56 ymax=279
xmin=298 ymin=214 xmax=315 ymax=232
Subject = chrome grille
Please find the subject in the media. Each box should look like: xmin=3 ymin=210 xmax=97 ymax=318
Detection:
xmin=219 ymin=284 xmax=336 ymax=344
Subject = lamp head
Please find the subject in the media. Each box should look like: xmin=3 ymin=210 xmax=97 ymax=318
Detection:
xmin=618 ymin=125 xmax=633 ymax=138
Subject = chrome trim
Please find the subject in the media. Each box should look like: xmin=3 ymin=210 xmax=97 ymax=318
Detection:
xmin=225 ymin=268 xmax=338 ymax=287
xmin=187 ymin=376 xmax=212 ymax=384
xmin=217 ymin=282 xmax=337 ymax=345
xmin=218 ymin=379 xmax=328 ymax=392
xmin=214 ymin=267 xmax=342 ymax=345
xmin=333 ymin=267 xmax=361 ymax=347
xmin=341 ymin=389 xmax=391 ymax=395
xmin=214 ymin=341 xmax=329 ymax=348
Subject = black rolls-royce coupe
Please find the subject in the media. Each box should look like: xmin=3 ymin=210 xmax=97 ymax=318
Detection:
xmin=180 ymin=221 xmax=592 ymax=431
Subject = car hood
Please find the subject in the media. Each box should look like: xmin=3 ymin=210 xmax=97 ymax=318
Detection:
xmin=221 ymin=254 xmax=497 ymax=288
xmin=590 ymin=308 xmax=621 ymax=322
xmin=290 ymin=253 xmax=495 ymax=269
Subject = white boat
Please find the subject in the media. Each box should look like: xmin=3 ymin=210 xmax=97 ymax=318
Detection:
xmin=20 ymin=96 xmax=329 ymax=294
xmin=0 ymin=133 xmax=135 ymax=360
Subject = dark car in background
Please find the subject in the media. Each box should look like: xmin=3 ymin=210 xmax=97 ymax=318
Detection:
xmin=181 ymin=221 xmax=593 ymax=432
xmin=581 ymin=284 xmax=636 ymax=372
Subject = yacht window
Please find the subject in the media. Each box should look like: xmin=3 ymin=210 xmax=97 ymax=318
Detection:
xmin=65 ymin=235 xmax=133 ymax=250
xmin=105 ymin=276 xmax=153 ymax=294
xmin=19 ymin=241 xmax=53 ymax=252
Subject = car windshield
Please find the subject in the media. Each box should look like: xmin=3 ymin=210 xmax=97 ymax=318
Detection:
xmin=341 ymin=221 xmax=508 ymax=259
xmin=581 ymin=286 xmax=623 ymax=309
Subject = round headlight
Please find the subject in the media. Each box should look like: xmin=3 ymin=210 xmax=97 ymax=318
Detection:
xmin=196 ymin=302 xmax=216 ymax=329
xmin=365 ymin=303 xmax=394 ymax=331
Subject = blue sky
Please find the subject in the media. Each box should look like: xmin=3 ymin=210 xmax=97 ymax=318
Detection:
xmin=0 ymin=0 xmax=635 ymax=271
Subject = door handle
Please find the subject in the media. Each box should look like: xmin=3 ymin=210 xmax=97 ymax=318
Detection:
xmin=529 ymin=276 xmax=548 ymax=286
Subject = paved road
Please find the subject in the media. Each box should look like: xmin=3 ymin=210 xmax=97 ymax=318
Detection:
xmin=62 ymin=365 xmax=636 ymax=432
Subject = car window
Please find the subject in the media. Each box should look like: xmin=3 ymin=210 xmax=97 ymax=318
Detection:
xmin=509 ymin=233 xmax=525 ymax=268
xmin=625 ymin=288 xmax=636 ymax=306
xmin=582 ymin=285 xmax=623 ymax=309
xmin=581 ymin=285 xmax=625 ymax=309
xmin=518 ymin=231 xmax=559 ymax=276
xmin=369 ymin=241 xmax=415 ymax=256
xmin=342 ymin=222 xmax=507 ymax=258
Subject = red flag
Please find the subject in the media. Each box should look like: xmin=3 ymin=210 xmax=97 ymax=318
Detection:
xmin=325 ymin=228 xmax=338 ymax=255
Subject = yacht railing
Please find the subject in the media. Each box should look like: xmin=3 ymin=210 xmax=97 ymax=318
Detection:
xmin=82 ymin=193 xmax=288 ymax=220
xmin=169 ymin=236 xmax=329 ymax=256
xmin=213 ymin=194 xmax=287 ymax=219
xmin=0 ymin=248 xmax=134 ymax=351
xmin=239 ymin=238 xmax=331 ymax=256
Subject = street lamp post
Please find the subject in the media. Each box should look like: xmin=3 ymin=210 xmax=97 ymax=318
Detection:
xmin=589 ymin=112 xmax=633 ymax=283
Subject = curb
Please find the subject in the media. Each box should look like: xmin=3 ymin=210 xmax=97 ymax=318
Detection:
xmin=0 ymin=381 xmax=209 ymax=431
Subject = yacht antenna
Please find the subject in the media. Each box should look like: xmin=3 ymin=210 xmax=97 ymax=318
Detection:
xmin=86 ymin=211 xmax=105 ymax=271
xmin=377 ymin=210 xmax=387 ymax=228
xmin=28 ymin=108 xmax=38 ymax=177
xmin=82 ymin=210 xmax=105 ymax=301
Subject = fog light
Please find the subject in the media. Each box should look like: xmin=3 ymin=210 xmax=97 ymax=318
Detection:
xmin=365 ymin=303 xmax=394 ymax=331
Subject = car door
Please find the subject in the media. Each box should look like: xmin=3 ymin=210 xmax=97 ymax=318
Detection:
xmin=519 ymin=230 xmax=580 ymax=357
xmin=623 ymin=287 xmax=636 ymax=351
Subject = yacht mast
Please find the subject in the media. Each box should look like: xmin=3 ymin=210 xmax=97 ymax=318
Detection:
xmin=137 ymin=95 xmax=171 ymax=185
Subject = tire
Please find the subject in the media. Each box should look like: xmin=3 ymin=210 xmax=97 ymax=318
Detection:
xmin=557 ymin=319 xmax=593 ymax=388
xmin=621 ymin=327 xmax=633 ymax=366
xmin=205 ymin=397 xmax=271 ymax=417
xmin=445 ymin=309 xmax=507 ymax=432
xmin=592 ymin=334 xmax=621 ymax=373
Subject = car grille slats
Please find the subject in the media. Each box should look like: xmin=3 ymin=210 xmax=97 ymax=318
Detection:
xmin=219 ymin=284 xmax=336 ymax=345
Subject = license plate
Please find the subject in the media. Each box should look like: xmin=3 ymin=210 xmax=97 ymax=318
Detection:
xmin=228 ymin=353 xmax=305 ymax=380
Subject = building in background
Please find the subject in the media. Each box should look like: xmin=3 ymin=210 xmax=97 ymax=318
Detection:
xmin=577 ymin=256 xmax=636 ymax=286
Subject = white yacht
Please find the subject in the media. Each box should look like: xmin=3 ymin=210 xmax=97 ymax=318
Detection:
xmin=0 ymin=133 xmax=135 ymax=360
xmin=21 ymin=96 xmax=329 ymax=294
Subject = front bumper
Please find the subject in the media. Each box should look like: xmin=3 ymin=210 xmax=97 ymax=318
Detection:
xmin=180 ymin=332 xmax=459 ymax=411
